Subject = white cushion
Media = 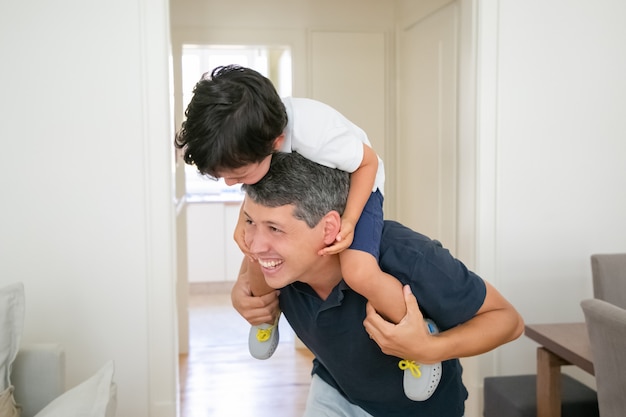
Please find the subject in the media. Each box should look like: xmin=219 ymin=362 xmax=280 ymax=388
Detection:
xmin=0 ymin=283 xmax=25 ymax=417
xmin=34 ymin=361 xmax=117 ymax=417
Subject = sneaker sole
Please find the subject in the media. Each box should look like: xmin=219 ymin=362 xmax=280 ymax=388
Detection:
xmin=248 ymin=315 xmax=280 ymax=360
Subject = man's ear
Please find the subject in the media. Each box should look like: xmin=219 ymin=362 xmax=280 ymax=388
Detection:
xmin=272 ymin=133 xmax=286 ymax=151
xmin=321 ymin=211 xmax=342 ymax=245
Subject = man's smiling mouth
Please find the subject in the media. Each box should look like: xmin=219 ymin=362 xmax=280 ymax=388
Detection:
xmin=258 ymin=259 xmax=284 ymax=269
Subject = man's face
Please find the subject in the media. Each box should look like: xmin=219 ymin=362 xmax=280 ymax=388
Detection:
xmin=242 ymin=196 xmax=327 ymax=289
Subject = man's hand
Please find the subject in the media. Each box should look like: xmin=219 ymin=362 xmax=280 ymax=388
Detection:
xmin=365 ymin=281 xmax=525 ymax=364
xmin=231 ymin=269 xmax=280 ymax=326
xmin=363 ymin=285 xmax=440 ymax=364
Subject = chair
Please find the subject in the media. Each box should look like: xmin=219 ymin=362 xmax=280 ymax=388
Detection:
xmin=483 ymin=374 xmax=598 ymax=417
xmin=581 ymin=298 xmax=626 ymax=417
xmin=591 ymin=253 xmax=626 ymax=309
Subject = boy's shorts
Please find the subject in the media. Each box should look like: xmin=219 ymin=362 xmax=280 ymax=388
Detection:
xmin=349 ymin=189 xmax=383 ymax=260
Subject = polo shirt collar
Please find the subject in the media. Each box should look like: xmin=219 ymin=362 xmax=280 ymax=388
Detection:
xmin=289 ymin=280 xmax=351 ymax=311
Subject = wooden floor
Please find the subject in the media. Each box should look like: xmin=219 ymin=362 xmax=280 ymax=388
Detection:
xmin=179 ymin=289 xmax=314 ymax=417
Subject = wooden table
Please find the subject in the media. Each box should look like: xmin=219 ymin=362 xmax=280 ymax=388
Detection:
xmin=524 ymin=323 xmax=595 ymax=417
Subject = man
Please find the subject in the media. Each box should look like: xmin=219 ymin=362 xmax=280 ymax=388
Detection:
xmin=232 ymin=152 xmax=524 ymax=416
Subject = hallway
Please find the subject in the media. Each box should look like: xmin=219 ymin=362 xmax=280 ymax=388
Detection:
xmin=179 ymin=289 xmax=314 ymax=416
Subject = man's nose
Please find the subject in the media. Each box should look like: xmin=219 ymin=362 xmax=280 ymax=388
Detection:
xmin=246 ymin=230 xmax=269 ymax=254
xmin=224 ymin=178 xmax=238 ymax=186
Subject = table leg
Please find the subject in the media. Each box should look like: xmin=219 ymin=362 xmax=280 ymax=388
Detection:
xmin=536 ymin=347 xmax=568 ymax=417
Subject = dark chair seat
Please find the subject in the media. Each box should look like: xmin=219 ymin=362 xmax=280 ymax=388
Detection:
xmin=483 ymin=374 xmax=599 ymax=417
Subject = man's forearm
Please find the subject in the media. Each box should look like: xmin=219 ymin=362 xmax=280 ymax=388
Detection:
xmin=419 ymin=281 xmax=523 ymax=363
xmin=429 ymin=307 xmax=523 ymax=362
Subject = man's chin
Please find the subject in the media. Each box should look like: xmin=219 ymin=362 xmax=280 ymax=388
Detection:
xmin=263 ymin=276 xmax=286 ymax=289
xmin=265 ymin=278 xmax=286 ymax=290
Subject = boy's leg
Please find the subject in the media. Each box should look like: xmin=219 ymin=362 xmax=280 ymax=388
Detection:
xmin=246 ymin=258 xmax=274 ymax=297
xmin=343 ymin=190 xmax=405 ymax=323
xmin=340 ymin=250 xmax=405 ymax=323
xmin=344 ymin=190 xmax=441 ymax=401
xmin=339 ymin=251 xmax=442 ymax=401
xmin=242 ymin=259 xmax=281 ymax=360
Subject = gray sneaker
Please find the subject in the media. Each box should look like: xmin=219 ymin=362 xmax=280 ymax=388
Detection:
xmin=399 ymin=319 xmax=442 ymax=401
xmin=248 ymin=313 xmax=280 ymax=360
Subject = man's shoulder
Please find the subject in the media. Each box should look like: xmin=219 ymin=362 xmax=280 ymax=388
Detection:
xmin=382 ymin=220 xmax=436 ymax=244
xmin=380 ymin=220 xmax=446 ymax=262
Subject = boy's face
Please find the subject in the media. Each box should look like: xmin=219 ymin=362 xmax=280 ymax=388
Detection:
xmin=242 ymin=196 xmax=327 ymax=289
xmin=218 ymin=154 xmax=272 ymax=186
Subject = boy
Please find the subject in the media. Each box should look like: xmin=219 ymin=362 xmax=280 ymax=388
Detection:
xmin=174 ymin=65 xmax=440 ymax=400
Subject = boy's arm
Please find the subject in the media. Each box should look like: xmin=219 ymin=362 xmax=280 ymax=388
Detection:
xmin=363 ymin=282 xmax=524 ymax=364
xmin=318 ymin=143 xmax=378 ymax=255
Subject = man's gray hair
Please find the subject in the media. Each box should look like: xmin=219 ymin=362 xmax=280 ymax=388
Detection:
xmin=242 ymin=152 xmax=349 ymax=228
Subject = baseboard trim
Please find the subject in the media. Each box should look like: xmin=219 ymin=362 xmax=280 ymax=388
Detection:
xmin=189 ymin=281 xmax=235 ymax=295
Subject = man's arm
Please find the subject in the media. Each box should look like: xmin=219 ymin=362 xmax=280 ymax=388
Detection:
xmin=363 ymin=282 xmax=524 ymax=364
xmin=231 ymin=260 xmax=281 ymax=326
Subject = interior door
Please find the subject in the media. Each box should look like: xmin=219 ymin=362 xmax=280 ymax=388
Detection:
xmin=396 ymin=2 xmax=458 ymax=252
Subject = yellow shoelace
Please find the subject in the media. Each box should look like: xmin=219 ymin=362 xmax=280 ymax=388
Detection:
xmin=256 ymin=324 xmax=276 ymax=342
xmin=398 ymin=359 xmax=422 ymax=378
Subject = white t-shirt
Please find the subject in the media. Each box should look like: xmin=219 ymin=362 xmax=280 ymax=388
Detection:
xmin=280 ymin=97 xmax=385 ymax=195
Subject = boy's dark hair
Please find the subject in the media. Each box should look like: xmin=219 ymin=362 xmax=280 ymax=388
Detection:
xmin=174 ymin=65 xmax=288 ymax=178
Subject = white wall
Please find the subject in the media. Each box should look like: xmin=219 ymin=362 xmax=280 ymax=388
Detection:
xmin=0 ymin=1 xmax=177 ymax=416
xmin=394 ymin=0 xmax=626 ymax=411
xmin=476 ymin=0 xmax=626 ymax=381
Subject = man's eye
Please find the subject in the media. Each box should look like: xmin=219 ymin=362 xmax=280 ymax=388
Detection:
xmin=245 ymin=219 xmax=254 ymax=225
xmin=269 ymin=226 xmax=281 ymax=233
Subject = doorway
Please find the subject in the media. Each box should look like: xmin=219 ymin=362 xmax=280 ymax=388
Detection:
xmin=174 ymin=44 xmax=299 ymax=416
xmin=173 ymin=44 xmax=293 ymax=356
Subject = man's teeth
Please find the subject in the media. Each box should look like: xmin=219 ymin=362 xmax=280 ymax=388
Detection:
xmin=259 ymin=259 xmax=282 ymax=268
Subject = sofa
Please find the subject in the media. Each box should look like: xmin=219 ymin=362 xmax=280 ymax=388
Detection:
xmin=10 ymin=344 xmax=65 ymax=417
xmin=1 ymin=283 xmax=116 ymax=417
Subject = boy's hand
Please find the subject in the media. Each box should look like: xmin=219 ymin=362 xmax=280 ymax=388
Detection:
xmin=318 ymin=218 xmax=355 ymax=256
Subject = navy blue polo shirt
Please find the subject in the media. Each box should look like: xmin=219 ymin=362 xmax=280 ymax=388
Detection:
xmin=279 ymin=220 xmax=486 ymax=417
